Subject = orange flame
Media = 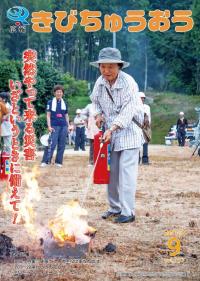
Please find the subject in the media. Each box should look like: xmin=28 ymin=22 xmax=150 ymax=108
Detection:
xmin=1 ymin=169 xmax=96 ymax=244
xmin=48 ymin=200 xmax=96 ymax=245
xmin=1 ymin=167 xmax=41 ymax=237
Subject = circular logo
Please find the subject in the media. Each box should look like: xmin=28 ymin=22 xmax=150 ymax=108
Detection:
xmin=7 ymin=6 xmax=29 ymax=25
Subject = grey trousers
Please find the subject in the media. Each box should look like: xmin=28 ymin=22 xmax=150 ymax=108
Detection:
xmin=108 ymin=148 xmax=139 ymax=216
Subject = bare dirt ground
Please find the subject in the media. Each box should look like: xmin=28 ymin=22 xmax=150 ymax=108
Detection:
xmin=0 ymin=145 xmax=200 ymax=281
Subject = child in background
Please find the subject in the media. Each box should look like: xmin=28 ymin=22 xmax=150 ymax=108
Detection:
xmin=81 ymin=103 xmax=99 ymax=165
xmin=68 ymin=121 xmax=75 ymax=146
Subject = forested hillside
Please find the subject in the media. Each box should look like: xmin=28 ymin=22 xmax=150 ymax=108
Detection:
xmin=0 ymin=0 xmax=199 ymax=144
xmin=0 ymin=0 xmax=199 ymax=94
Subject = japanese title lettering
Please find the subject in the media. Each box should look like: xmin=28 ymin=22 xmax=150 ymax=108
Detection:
xmin=31 ymin=9 xmax=194 ymax=33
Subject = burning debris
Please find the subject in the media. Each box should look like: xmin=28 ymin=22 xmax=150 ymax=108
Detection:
xmin=48 ymin=200 xmax=96 ymax=245
xmin=44 ymin=200 xmax=97 ymax=259
xmin=1 ymin=169 xmax=41 ymax=238
xmin=0 ymin=233 xmax=29 ymax=260
xmin=1 ymin=170 xmax=97 ymax=260
xmin=43 ymin=233 xmax=92 ymax=259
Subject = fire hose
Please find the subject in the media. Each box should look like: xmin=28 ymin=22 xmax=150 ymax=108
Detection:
xmin=81 ymin=141 xmax=104 ymax=205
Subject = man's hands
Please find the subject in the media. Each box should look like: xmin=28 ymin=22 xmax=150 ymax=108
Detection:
xmin=103 ymin=129 xmax=112 ymax=143
xmin=95 ymin=114 xmax=104 ymax=128
xmin=103 ymin=125 xmax=120 ymax=142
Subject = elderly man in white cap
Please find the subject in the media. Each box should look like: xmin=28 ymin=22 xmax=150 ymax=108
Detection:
xmin=74 ymin=108 xmax=86 ymax=151
xmin=176 ymin=112 xmax=188 ymax=146
xmin=90 ymin=47 xmax=144 ymax=223
xmin=138 ymin=92 xmax=151 ymax=164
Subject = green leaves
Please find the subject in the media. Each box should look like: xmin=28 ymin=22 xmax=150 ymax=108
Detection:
xmin=0 ymin=0 xmax=199 ymax=94
xmin=0 ymin=60 xmax=19 ymax=91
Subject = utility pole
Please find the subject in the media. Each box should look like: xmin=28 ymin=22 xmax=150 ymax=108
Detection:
xmin=113 ymin=32 xmax=116 ymax=48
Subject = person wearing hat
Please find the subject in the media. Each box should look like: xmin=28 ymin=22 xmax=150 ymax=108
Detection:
xmin=90 ymin=47 xmax=144 ymax=223
xmin=74 ymin=109 xmax=86 ymax=151
xmin=41 ymin=85 xmax=68 ymax=167
xmin=138 ymin=92 xmax=151 ymax=164
xmin=176 ymin=112 xmax=188 ymax=146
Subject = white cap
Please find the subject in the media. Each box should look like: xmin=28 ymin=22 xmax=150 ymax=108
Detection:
xmin=179 ymin=111 xmax=184 ymax=115
xmin=76 ymin=109 xmax=81 ymax=114
xmin=138 ymin=92 xmax=146 ymax=98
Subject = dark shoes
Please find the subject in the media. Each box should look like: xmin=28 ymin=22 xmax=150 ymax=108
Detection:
xmin=102 ymin=211 xmax=135 ymax=223
xmin=142 ymin=156 xmax=149 ymax=165
xmin=114 ymin=215 xmax=135 ymax=223
xmin=102 ymin=211 xmax=121 ymax=219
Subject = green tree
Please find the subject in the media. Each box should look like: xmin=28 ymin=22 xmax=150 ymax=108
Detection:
xmin=33 ymin=61 xmax=64 ymax=115
xmin=0 ymin=60 xmax=19 ymax=91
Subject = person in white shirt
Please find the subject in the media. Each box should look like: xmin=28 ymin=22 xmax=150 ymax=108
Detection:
xmin=90 ymin=47 xmax=144 ymax=223
xmin=176 ymin=112 xmax=188 ymax=146
xmin=138 ymin=92 xmax=151 ymax=164
xmin=74 ymin=109 xmax=86 ymax=151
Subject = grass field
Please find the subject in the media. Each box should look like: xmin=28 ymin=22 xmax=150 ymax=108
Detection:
xmin=0 ymin=145 xmax=199 ymax=281
xmin=68 ymin=91 xmax=200 ymax=144
xmin=149 ymin=92 xmax=200 ymax=144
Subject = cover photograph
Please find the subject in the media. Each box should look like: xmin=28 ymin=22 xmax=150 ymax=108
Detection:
xmin=0 ymin=1 xmax=199 ymax=280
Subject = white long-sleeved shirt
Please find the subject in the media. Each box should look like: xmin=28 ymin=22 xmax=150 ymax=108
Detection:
xmin=74 ymin=114 xmax=86 ymax=128
xmin=81 ymin=104 xmax=99 ymax=139
xmin=90 ymin=71 xmax=144 ymax=151
xmin=144 ymin=104 xmax=151 ymax=124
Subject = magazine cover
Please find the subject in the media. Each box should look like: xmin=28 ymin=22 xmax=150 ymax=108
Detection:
xmin=0 ymin=1 xmax=199 ymax=280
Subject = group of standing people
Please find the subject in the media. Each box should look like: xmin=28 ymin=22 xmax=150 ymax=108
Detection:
xmin=73 ymin=105 xmax=99 ymax=161
xmin=40 ymin=84 xmax=99 ymax=167
xmin=0 ymin=46 xmax=192 ymax=226
xmin=40 ymin=47 xmax=151 ymax=224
